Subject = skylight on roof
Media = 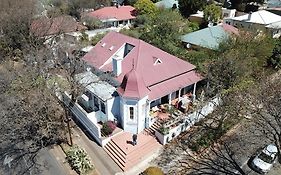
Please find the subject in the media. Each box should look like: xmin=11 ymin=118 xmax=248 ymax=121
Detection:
xmin=153 ymin=58 xmax=162 ymax=65
xmin=101 ymin=43 xmax=106 ymax=47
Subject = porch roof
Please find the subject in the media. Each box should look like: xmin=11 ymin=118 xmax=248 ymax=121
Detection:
xmin=76 ymin=71 xmax=116 ymax=101
xmin=148 ymin=70 xmax=202 ymax=101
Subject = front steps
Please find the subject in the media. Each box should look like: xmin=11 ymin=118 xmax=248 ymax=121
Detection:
xmin=104 ymin=132 xmax=161 ymax=171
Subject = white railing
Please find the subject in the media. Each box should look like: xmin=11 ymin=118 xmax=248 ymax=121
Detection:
xmin=62 ymin=93 xmax=103 ymax=145
xmin=156 ymin=97 xmax=220 ymax=145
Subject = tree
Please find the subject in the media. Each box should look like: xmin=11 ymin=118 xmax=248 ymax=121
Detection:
xmin=268 ymin=39 xmax=281 ymax=69
xmin=203 ymin=4 xmax=222 ymax=24
xmin=0 ymin=0 xmax=43 ymax=58
xmin=247 ymin=75 xmax=281 ymax=162
xmin=178 ymin=0 xmax=207 ymax=18
xmin=0 ymin=63 xmax=67 ymax=174
xmin=206 ymin=32 xmax=274 ymax=96
xmin=139 ymin=9 xmax=198 ymax=56
xmin=230 ymin=0 xmax=265 ymax=11
xmin=134 ymin=0 xmax=158 ymax=17
xmin=181 ymin=143 xmax=248 ymax=175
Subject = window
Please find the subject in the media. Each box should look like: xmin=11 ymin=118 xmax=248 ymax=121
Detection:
xmin=129 ymin=107 xmax=134 ymax=120
xmin=101 ymin=102 xmax=106 ymax=114
xmin=94 ymin=96 xmax=99 ymax=110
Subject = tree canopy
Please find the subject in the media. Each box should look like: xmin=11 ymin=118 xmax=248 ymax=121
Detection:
xmin=134 ymin=0 xmax=158 ymax=17
xmin=203 ymin=4 xmax=222 ymax=24
xmin=229 ymin=0 xmax=265 ymax=11
xmin=178 ymin=0 xmax=207 ymax=18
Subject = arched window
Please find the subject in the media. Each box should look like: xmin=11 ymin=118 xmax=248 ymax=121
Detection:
xmin=129 ymin=107 xmax=134 ymax=120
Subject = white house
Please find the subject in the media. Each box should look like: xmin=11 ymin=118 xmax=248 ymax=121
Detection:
xmin=73 ymin=32 xmax=202 ymax=145
xmin=85 ymin=5 xmax=136 ymax=28
xmin=223 ymin=10 xmax=281 ymax=38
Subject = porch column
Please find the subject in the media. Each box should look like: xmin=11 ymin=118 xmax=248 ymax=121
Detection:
xmin=192 ymin=82 xmax=197 ymax=101
xmin=168 ymin=93 xmax=172 ymax=105
xmin=178 ymin=88 xmax=182 ymax=100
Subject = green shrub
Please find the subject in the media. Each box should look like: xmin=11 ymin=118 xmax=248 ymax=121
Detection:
xmin=142 ymin=166 xmax=164 ymax=175
xmin=158 ymin=126 xmax=169 ymax=135
xmin=66 ymin=145 xmax=94 ymax=175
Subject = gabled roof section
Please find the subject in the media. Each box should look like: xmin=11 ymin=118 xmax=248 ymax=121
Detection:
xmin=227 ymin=10 xmax=281 ymax=25
xmin=83 ymin=31 xmax=201 ymax=99
xmin=181 ymin=24 xmax=238 ymax=50
xmin=86 ymin=6 xmax=136 ymax=21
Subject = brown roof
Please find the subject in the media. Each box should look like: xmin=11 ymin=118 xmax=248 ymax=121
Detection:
xmin=31 ymin=15 xmax=87 ymax=36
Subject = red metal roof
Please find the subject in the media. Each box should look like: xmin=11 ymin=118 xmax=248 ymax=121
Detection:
xmin=117 ymin=69 xmax=150 ymax=99
xmin=87 ymin=6 xmax=136 ymax=21
xmin=83 ymin=32 xmax=202 ymax=99
xmin=148 ymin=71 xmax=202 ymax=100
xmin=221 ymin=24 xmax=239 ymax=35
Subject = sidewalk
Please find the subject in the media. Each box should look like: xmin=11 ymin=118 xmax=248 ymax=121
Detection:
xmin=72 ymin=126 xmax=122 ymax=175
xmin=48 ymin=146 xmax=77 ymax=175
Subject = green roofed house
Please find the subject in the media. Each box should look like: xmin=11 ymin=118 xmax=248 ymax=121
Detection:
xmin=181 ymin=24 xmax=238 ymax=50
xmin=155 ymin=0 xmax=178 ymax=9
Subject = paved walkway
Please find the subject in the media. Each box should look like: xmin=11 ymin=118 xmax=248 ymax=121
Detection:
xmin=72 ymin=127 xmax=121 ymax=175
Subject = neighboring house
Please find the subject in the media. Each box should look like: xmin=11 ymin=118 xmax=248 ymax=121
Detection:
xmin=76 ymin=32 xmax=202 ymax=139
xmin=223 ymin=10 xmax=281 ymax=38
xmin=222 ymin=8 xmax=236 ymax=18
xmin=31 ymin=15 xmax=87 ymax=37
xmin=188 ymin=8 xmax=236 ymax=25
xmin=85 ymin=5 xmax=136 ymax=28
xmin=155 ymin=0 xmax=178 ymax=9
xmin=181 ymin=23 xmax=238 ymax=50
xmin=188 ymin=11 xmax=204 ymax=24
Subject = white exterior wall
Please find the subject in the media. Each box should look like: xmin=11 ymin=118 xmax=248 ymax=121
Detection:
xmin=120 ymin=96 xmax=148 ymax=134
xmin=222 ymin=8 xmax=236 ymax=18
xmin=106 ymin=96 xmax=120 ymax=121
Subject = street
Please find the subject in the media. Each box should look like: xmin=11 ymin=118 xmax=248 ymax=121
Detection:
xmin=36 ymin=147 xmax=76 ymax=175
xmin=227 ymin=119 xmax=281 ymax=175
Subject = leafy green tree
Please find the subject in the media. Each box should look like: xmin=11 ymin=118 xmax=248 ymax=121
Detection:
xmin=134 ymin=0 xmax=158 ymax=17
xmin=139 ymin=9 xmax=198 ymax=55
xmin=203 ymin=4 xmax=222 ymax=24
xmin=178 ymin=0 xmax=207 ymax=18
xmin=207 ymin=32 xmax=274 ymax=96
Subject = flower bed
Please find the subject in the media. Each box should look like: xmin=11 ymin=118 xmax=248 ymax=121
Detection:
xmin=66 ymin=145 xmax=94 ymax=175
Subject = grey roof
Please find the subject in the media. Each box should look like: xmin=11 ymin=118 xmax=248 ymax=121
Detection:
xmin=181 ymin=25 xmax=231 ymax=50
xmin=155 ymin=0 xmax=178 ymax=8
xmin=76 ymin=71 xmax=116 ymax=101
xmin=266 ymin=20 xmax=281 ymax=28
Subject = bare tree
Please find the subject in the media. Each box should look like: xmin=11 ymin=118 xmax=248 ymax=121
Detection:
xmin=181 ymin=143 xmax=249 ymax=175
xmin=247 ymin=72 xmax=281 ymax=162
xmin=0 ymin=63 xmax=67 ymax=174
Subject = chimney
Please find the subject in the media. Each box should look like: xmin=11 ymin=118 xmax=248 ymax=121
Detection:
xmin=113 ymin=56 xmax=122 ymax=76
xmin=248 ymin=12 xmax=252 ymax=21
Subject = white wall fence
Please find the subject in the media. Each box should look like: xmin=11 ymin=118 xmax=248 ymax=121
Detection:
xmin=62 ymin=93 xmax=105 ymax=146
xmin=155 ymin=97 xmax=220 ymax=145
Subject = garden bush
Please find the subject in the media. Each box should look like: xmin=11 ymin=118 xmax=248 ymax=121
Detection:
xmin=142 ymin=166 xmax=164 ymax=175
xmin=66 ymin=145 xmax=94 ymax=175
xmin=101 ymin=121 xmax=116 ymax=136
